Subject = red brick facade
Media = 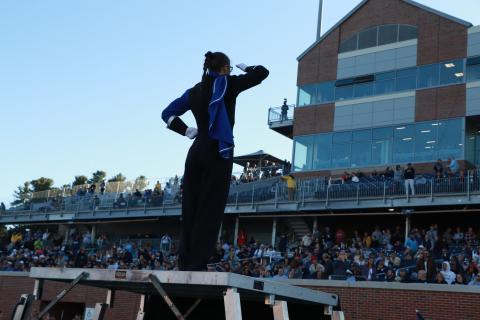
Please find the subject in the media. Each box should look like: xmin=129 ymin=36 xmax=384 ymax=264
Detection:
xmin=294 ymin=0 xmax=469 ymax=140
xmin=2 ymin=274 xmax=479 ymax=320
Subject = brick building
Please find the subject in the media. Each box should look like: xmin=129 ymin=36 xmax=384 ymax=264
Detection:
xmin=270 ymin=0 xmax=480 ymax=177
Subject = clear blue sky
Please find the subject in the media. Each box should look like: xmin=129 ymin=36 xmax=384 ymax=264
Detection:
xmin=0 ymin=0 xmax=478 ymax=206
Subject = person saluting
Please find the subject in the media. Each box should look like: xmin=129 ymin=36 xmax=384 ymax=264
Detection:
xmin=162 ymin=51 xmax=269 ymax=270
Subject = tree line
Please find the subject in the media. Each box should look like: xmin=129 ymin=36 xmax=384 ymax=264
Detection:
xmin=11 ymin=170 xmax=147 ymax=206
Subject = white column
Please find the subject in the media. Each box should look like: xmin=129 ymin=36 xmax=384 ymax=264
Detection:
xmin=233 ymin=217 xmax=239 ymax=246
xmin=273 ymin=301 xmax=289 ymax=320
xmin=312 ymin=217 xmax=318 ymax=234
xmin=91 ymin=224 xmax=97 ymax=244
xmin=271 ymin=218 xmax=277 ymax=248
xmin=405 ymin=215 xmax=411 ymax=242
xmin=224 ymin=288 xmax=242 ymax=320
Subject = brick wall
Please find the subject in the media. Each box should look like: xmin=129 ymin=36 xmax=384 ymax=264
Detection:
xmin=416 ymin=84 xmax=466 ymax=121
xmin=2 ymin=274 xmax=480 ymax=320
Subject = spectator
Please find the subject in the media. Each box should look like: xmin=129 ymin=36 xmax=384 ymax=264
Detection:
xmin=433 ymin=159 xmax=444 ymax=179
xmin=453 ymin=227 xmax=464 ymax=245
xmin=160 ymin=233 xmax=172 ymax=253
xmin=416 ymin=250 xmax=435 ymax=282
xmin=0 ymin=202 xmax=6 ymax=213
xmin=280 ymin=98 xmax=289 ymax=121
xmin=333 ymin=250 xmax=349 ymax=277
xmin=281 ymin=174 xmax=296 ymax=201
xmin=440 ymin=261 xmax=456 ymax=284
xmin=404 ymin=163 xmax=415 ymax=196
xmin=468 ymin=273 xmax=480 ymax=286
xmin=301 ymin=232 xmax=312 ymax=247
xmin=100 ymin=179 xmax=106 ymax=194
xmin=446 ymin=157 xmax=459 ymax=176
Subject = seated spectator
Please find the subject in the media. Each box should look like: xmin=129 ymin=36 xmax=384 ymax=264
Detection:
xmin=433 ymin=159 xmax=444 ymax=179
xmin=133 ymin=189 xmax=142 ymax=199
xmin=446 ymin=157 xmax=459 ymax=176
xmin=468 ymin=273 xmax=480 ymax=286
xmin=440 ymin=261 xmax=456 ymax=284
xmin=113 ymin=194 xmax=127 ymax=209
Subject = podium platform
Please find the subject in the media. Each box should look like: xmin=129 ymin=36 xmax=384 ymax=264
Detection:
xmin=13 ymin=267 xmax=343 ymax=320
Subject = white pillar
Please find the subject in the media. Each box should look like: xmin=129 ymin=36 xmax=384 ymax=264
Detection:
xmin=91 ymin=224 xmax=97 ymax=244
xmin=224 ymin=288 xmax=242 ymax=320
xmin=271 ymin=218 xmax=277 ymax=248
xmin=312 ymin=217 xmax=318 ymax=234
xmin=405 ymin=215 xmax=411 ymax=242
xmin=233 ymin=217 xmax=239 ymax=246
xmin=217 ymin=222 xmax=223 ymax=242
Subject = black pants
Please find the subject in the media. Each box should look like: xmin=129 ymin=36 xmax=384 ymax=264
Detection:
xmin=178 ymin=134 xmax=233 ymax=270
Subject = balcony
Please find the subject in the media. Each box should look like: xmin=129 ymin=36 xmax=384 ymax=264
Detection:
xmin=267 ymin=104 xmax=294 ymax=139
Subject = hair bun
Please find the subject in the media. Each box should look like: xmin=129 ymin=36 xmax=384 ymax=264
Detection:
xmin=205 ymin=51 xmax=213 ymax=59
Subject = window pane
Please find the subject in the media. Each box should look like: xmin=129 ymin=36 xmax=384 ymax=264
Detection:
xmin=298 ymin=85 xmax=316 ymax=106
xmin=335 ymin=85 xmax=354 ymax=101
xmin=340 ymin=35 xmax=357 ymax=53
xmin=333 ymin=131 xmax=352 ymax=143
xmin=293 ymin=136 xmax=314 ymax=171
xmin=378 ymin=25 xmax=398 ymax=46
xmin=396 ymin=68 xmax=417 ymax=91
xmin=332 ymin=143 xmax=351 ymax=168
xmin=353 ymin=129 xmax=371 ymax=141
xmin=351 ymin=142 xmax=372 ymax=167
xmin=316 ymin=82 xmax=335 ymax=103
xmin=358 ymin=27 xmax=378 ymax=50
xmin=354 ymin=82 xmax=374 ymax=98
xmin=418 ymin=64 xmax=439 ymax=88
xmin=375 ymin=79 xmax=396 ymax=95
xmin=440 ymin=59 xmax=464 ymax=85
xmin=398 ymin=25 xmax=417 ymax=41
xmin=376 ymin=71 xmax=396 ymax=81
xmin=437 ymin=119 xmax=463 ymax=159
xmin=372 ymin=127 xmax=393 ymax=140
xmin=414 ymin=122 xmax=438 ymax=161
xmin=393 ymin=124 xmax=415 ymax=163
xmin=372 ymin=139 xmax=392 ymax=165
xmin=313 ymin=134 xmax=332 ymax=169
xmin=467 ymin=64 xmax=480 ymax=83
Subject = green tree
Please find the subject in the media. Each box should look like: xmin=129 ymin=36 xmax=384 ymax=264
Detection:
xmin=89 ymin=170 xmax=107 ymax=184
xmin=30 ymin=177 xmax=54 ymax=192
xmin=108 ymin=173 xmax=127 ymax=182
xmin=72 ymin=175 xmax=88 ymax=186
xmin=11 ymin=182 xmax=31 ymax=206
xmin=134 ymin=175 xmax=148 ymax=191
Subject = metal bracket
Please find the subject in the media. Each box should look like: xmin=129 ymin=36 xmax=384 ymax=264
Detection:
xmin=224 ymin=288 xmax=242 ymax=320
xmin=272 ymin=300 xmax=289 ymax=320
xmin=33 ymin=272 xmax=88 ymax=320
xmin=149 ymin=274 xmax=185 ymax=320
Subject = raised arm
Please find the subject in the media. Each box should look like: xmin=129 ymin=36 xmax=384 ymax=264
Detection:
xmin=161 ymin=90 xmax=190 ymax=136
xmin=230 ymin=65 xmax=269 ymax=96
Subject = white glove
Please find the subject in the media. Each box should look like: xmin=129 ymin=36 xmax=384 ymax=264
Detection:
xmin=185 ymin=127 xmax=198 ymax=139
xmin=235 ymin=63 xmax=248 ymax=72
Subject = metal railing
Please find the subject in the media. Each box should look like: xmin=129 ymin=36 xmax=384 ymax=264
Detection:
xmin=268 ymin=104 xmax=295 ymax=125
xmin=3 ymin=171 xmax=480 ymax=219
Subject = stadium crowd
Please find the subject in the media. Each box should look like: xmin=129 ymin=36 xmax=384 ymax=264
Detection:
xmin=1 ymin=224 xmax=480 ymax=286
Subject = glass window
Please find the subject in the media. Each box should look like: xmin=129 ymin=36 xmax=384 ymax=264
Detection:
xmin=340 ymin=35 xmax=357 ymax=53
xmin=372 ymin=127 xmax=393 ymax=140
xmin=335 ymin=85 xmax=354 ymax=101
xmin=332 ymin=143 xmax=351 ymax=168
xmin=378 ymin=25 xmax=398 ymax=46
xmin=418 ymin=64 xmax=439 ymax=88
xmin=437 ymin=119 xmax=464 ymax=159
xmin=333 ymin=131 xmax=352 ymax=144
xmin=372 ymin=139 xmax=392 ymax=165
xmin=414 ymin=122 xmax=438 ymax=162
xmin=398 ymin=25 xmax=417 ymax=41
xmin=351 ymin=142 xmax=372 ymax=167
xmin=467 ymin=64 xmax=480 ymax=83
xmin=440 ymin=59 xmax=464 ymax=85
xmin=354 ymin=82 xmax=374 ymax=98
xmin=393 ymin=124 xmax=415 ymax=163
xmin=358 ymin=27 xmax=378 ymax=50
xmin=313 ymin=134 xmax=332 ymax=169
xmin=375 ymin=71 xmax=396 ymax=95
xmin=396 ymin=67 xmax=417 ymax=91
xmin=353 ymin=129 xmax=371 ymax=142
xmin=293 ymin=136 xmax=315 ymax=171
xmin=298 ymin=84 xmax=316 ymax=106
xmin=316 ymin=82 xmax=335 ymax=104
